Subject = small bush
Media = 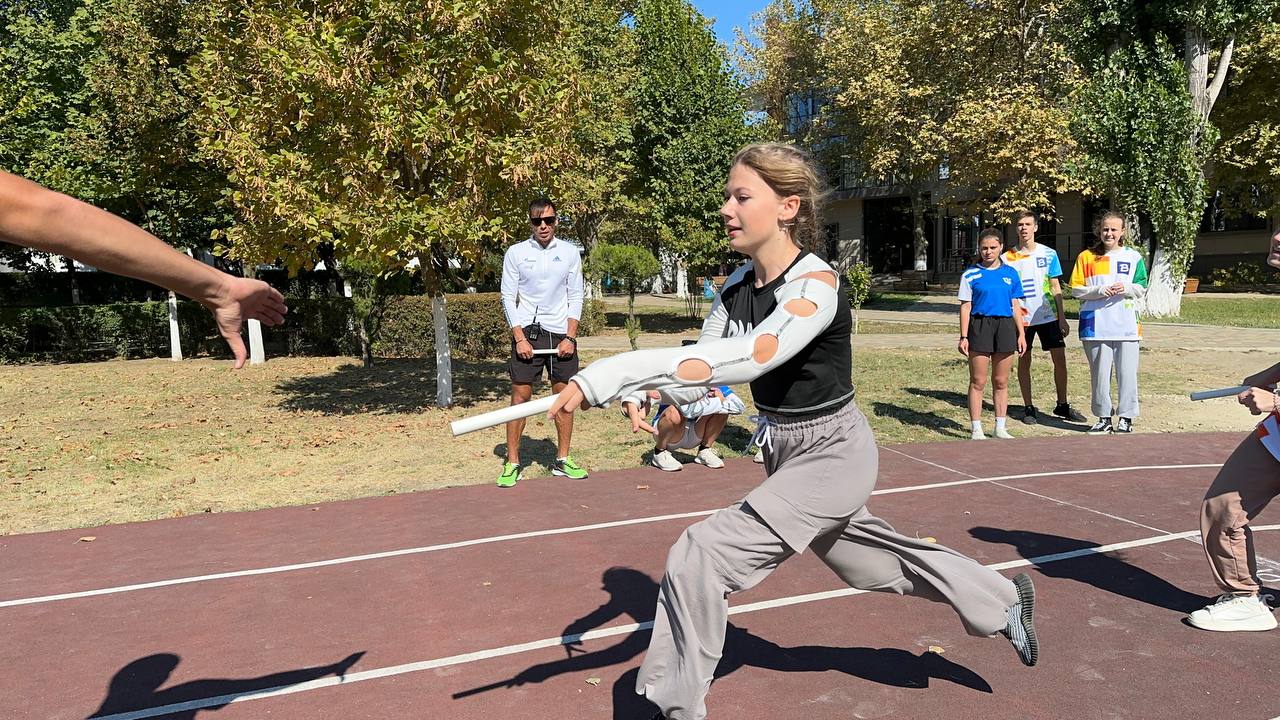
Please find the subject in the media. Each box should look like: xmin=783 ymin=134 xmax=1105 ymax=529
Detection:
xmin=1207 ymin=262 xmax=1276 ymax=287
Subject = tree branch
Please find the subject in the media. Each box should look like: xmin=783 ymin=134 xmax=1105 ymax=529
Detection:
xmin=1206 ymin=35 xmax=1235 ymax=118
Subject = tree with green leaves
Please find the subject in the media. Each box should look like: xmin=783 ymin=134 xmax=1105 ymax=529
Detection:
xmin=591 ymin=242 xmax=659 ymax=349
xmin=1066 ymin=0 xmax=1280 ymax=316
xmin=188 ymin=0 xmax=593 ymax=404
xmin=629 ymin=0 xmax=759 ymax=288
xmin=0 ymin=0 xmax=228 ymax=270
xmin=1213 ymin=19 xmax=1280 ymax=219
xmin=749 ymin=0 xmax=1078 ymax=271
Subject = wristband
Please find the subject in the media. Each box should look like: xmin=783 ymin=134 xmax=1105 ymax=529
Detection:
xmin=565 ymin=336 xmax=577 ymax=345
xmin=959 ymin=336 xmax=967 ymax=340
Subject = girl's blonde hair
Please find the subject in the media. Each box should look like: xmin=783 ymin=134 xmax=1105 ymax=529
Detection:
xmin=1090 ymin=210 xmax=1128 ymax=254
xmin=731 ymin=143 xmax=829 ymax=253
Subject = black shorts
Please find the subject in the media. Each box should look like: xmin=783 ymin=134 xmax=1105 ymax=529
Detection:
xmin=1024 ymin=319 xmax=1066 ymax=351
xmin=969 ymin=315 xmax=1019 ymax=354
xmin=509 ymin=331 xmax=579 ymax=385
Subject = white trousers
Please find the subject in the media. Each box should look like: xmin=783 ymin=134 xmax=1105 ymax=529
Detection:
xmin=1082 ymin=340 xmax=1140 ymax=418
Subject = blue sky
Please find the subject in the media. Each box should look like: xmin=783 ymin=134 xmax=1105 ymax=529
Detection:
xmin=692 ymin=0 xmax=771 ymax=48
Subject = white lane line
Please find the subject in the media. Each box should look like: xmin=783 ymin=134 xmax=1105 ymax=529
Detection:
xmin=989 ymin=481 xmax=1175 ymax=536
xmin=90 ymin=524 xmax=1280 ymax=720
xmin=0 ymin=463 xmax=1222 ymax=609
xmin=881 ymin=445 xmax=978 ymax=479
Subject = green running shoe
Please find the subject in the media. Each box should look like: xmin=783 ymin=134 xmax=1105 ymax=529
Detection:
xmin=496 ymin=462 xmax=521 ymax=488
xmin=552 ymin=456 xmax=589 ymax=480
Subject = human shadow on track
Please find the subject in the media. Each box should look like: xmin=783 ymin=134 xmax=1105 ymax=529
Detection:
xmin=451 ymin=567 xmax=990 ymax=719
xmin=970 ymin=527 xmax=1211 ymax=613
xmin=87 ymin=651 xmax=364 ymax=719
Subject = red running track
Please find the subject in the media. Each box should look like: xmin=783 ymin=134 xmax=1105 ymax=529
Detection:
xmin=2 ymin=432 xmax=1279 ymax=720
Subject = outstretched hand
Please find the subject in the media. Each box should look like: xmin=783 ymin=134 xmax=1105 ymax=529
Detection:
xmin=547 ymin=380 xmax=592 ymax=419
xmin=624 ymin=399 xmax=658 ymax=435
xmin=204 ymin=276 xmax=288 ymax=369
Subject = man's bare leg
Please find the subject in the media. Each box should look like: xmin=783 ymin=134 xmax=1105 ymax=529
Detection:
xmin=506 ymin=383 xmax=533 ymax=465
xmin=552 ymin=380 xmax=573 ymax=458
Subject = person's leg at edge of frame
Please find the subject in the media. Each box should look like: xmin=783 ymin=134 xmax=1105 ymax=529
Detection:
xmin=992 ymin=351 xmax=1015 ymax=439
xmin=1190 ymin=434 xmax=1280 ymax=631
xmin=969 ymin=353 xmax=992 ymax=439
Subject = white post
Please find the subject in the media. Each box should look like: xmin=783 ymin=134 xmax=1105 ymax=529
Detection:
xmin=248 ymin=319 xmax=265 ymax=365
xmin=432 ymin=295 xmax=453 ymax=407
xmin=168 ymin=291 xmax=182 ymax=361
xmin=675 ymin=258 xmax=689 ymax=299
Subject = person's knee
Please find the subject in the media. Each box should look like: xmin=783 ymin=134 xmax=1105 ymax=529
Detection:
xmin=1201 ymin=493 xmax=1240 ymax=529
xmin=662 ymin=405 xmax=683 ymax=425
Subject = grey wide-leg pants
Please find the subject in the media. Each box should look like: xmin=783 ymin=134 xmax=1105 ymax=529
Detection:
xmin=636 ymin=401 xmax=1019 ymax=720
xmin=1082 ymin=339 xmax=1140 ymax=418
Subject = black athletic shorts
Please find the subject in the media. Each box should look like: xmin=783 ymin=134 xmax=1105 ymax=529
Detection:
xmin=509 ymin=331 xmax=579 ymax=385
xmin=968 ymin=315 xmax=1019 ymax=354
xmin=1024 ymin=319 xmax=1066 ymax=351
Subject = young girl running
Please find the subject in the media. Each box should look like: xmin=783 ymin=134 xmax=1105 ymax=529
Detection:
xmin=1069 ymin=211 xmax=1149 ymax=434
xmin=958 ymin=228 xmax=1027 ymax=439
xmin=549 ymin=143 xmax=1039 ymax=720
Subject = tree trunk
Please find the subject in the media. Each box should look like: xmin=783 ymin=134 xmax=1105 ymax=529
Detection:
xmin=420 ymin=258 xmax=454 ymax=407
xmin=358 ymin=318 xmax=373 ymax=367
xmin=65 ymin=256 xmax=80 ymax=304
xmin=626 ymin=286 xmax=640 ymax=351
xmin=1143 ymin=244 xmax=1184 ymax=318
xmin=910 ymin=192 xmax=928 ymax=272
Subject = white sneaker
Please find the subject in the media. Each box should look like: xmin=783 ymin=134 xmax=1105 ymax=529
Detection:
xmin=752 ymin=447 xmax=765 ymax=463
xmin=694 ymin=447 xmax=724 ymax=469
xmin=1186 ymin=593 xmax=1277 ymax=632
xmin=651 ymin=449 xmax=683 ymax=472
xmin=971 ymin=428 xmax=987 ymax=440
xmin=994 ymin=427 xmax=1014 ymax=439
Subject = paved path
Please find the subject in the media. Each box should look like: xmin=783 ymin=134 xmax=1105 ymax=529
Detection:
xmin=585 ymin=295 xmax=1280 ymax=352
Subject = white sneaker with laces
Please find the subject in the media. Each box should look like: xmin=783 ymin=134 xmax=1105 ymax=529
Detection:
xmin=1186 ymin=593 xmax=1277 ymax=632
xmin=694 ymin=447 xmax=724 ymax=469
xmin=971 ymin=428 xmax=987 ymax=440
xmin=994 ymin=427 xmax=1014 ymax=439
xmin=651 ymin=449 xmax=683 ymax=472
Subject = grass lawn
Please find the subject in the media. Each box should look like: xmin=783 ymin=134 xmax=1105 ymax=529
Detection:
xmin=1058 ymin=295 xmax=1280 ymax=328
xmin=2 ymin=343 xmax=1266 ymax=534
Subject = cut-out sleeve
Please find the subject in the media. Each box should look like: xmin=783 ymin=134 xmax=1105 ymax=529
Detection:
xmin=573 ymin=271 xmax=839 ymax=407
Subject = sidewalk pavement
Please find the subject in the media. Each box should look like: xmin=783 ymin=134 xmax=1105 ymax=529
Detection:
xmin=584 ymin=294 xmax=1280 ymax=352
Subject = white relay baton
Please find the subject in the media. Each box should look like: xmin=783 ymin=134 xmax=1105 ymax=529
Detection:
xmin=1189 ymin=385 xmax=1256 ymax=401
xmin=450 ymin=394 xmax=559 ymax=437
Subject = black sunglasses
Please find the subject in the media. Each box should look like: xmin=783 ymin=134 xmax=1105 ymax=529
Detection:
xmin=529 ymin=216 xmax=557 ymax=226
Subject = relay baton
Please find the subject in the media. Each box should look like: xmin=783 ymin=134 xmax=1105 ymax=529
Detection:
xmin=450 ymin=394 xmax=559 ymax=436
xmin=1189 ymin=384 xmax=1254 ymax=402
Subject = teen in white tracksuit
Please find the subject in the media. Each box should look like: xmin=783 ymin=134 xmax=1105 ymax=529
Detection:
xmin=549 ymin=143 xmax=1039 ymax=720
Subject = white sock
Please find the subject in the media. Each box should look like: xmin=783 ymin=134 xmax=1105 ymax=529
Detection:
xmin=996 ymin=417 xmax=1007 ymax=432
xmin=971 ymin=420 xmax=983 ymax=433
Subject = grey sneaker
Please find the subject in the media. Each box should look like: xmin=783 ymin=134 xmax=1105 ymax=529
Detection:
xmin=1001 ymin=573 xmax=1039 ymax=666
xmin=651 ymin=449 xmax=683 ymax=472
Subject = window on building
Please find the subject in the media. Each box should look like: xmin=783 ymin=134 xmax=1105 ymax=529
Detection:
xmin=1200 ymin=187 xmax=1270 ymax=232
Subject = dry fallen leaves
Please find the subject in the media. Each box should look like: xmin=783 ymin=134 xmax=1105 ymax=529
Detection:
xmin=585 ymin=677 xmax=602 ymax=686
xmin=636 ymin=485 xmax=650 ymax=491
xmin=926 ymin=646 xmax=945 ymax=655
xmin=76 ymin=536 xmax=96 ymax=543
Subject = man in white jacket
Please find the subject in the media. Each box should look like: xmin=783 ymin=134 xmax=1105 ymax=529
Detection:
xmin=496 ymin=198 xmax=588 ymax=486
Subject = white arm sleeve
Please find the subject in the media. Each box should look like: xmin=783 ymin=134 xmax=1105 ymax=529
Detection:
xmin=1124 ymin=282 xmax=1147 ymax=300
xmin=566 ymin=251 xmax=584 ymax=321
xmin=1071 ymin=284 xmax=1108 ymax=301
xmin=572 ymin=271 xmax=839 ymax=407
xmin=500 ymin=248 xmax=521 ymax=328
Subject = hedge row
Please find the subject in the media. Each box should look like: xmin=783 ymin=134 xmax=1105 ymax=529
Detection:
xmin=0 ymin=293 xmax=606 ymax=364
